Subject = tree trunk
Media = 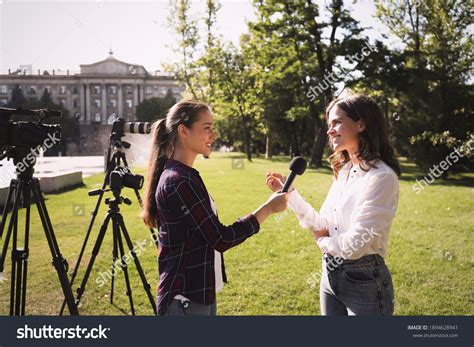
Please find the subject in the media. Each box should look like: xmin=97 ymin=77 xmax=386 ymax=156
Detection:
xmin=309 ymin=120 xmax=328 ymax=167
xmin=265 ymin=135 xmax=273 ymax=159
xmin=242 ymin=118 xmax=252 ymax=162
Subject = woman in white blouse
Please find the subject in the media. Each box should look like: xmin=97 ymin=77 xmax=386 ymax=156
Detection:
xmin=267 ymin=94 xmax=401 ymax=315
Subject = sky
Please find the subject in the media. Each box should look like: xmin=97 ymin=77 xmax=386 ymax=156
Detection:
xmin=0 ymin=0 xmax=391 ymax=74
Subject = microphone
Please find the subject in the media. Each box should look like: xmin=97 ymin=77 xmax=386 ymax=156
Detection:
xmin=282 ymin=156 xmax=307 ymax=192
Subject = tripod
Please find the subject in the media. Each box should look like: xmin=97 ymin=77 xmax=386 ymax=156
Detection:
xmin=73 ymin=184 xmax=156 ymax=315
xmin=60 ymin=126 xmax=157 ymax=315
xmin=0 ymin=148 xmax=79 ymax=315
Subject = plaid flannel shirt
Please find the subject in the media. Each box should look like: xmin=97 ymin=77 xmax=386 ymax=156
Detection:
xmin=155 ymin=159 xmax=260 ymax=315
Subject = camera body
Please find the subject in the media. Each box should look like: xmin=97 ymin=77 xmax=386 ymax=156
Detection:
xmin=109 ymin=166 xmax=144 ymax=192
xmin=0 ymin=107 xmax=62 ymax=149
xmin=0 ymin=120 xmax=61 ymax=148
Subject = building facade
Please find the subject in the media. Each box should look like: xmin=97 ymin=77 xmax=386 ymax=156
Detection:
xmin=0 ymin=53 xmax=183 ymax=154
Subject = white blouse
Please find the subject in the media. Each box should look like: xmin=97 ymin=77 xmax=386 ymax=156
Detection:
xmin=288 ymin=160 xmax=399 ymax=259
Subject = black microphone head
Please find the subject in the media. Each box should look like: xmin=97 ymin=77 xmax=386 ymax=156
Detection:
xmin=289 ymin=156 xmax=307 ymax=175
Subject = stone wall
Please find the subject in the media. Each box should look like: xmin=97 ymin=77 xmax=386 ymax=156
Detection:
xmin=75 ymin=124 xmax=112 ymax=155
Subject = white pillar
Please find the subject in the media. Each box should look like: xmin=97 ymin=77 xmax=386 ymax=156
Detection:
xmin=139 ymin=83 xmax=144 ymax=103
xmin=118 ymin=84 xmax=123 ymax=119
xmin=101 ymin=83 xmax=107 ymax=124
xmin=79 ymin=83 xmax=85 ymax=124
xmin=85 ymin=84 xmax=91 ymax=124
xmin=133 ymin=85 xmax=139 ymax=120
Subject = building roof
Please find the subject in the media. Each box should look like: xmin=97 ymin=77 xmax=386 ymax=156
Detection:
xmin=1 ymin=52 xmax=175 ymax=80
xmin=79 ymin=52 xmax=149 ymax=77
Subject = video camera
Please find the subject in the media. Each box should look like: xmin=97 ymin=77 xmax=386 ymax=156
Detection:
xmin=0 ymin=107 xmax=62 ymax=149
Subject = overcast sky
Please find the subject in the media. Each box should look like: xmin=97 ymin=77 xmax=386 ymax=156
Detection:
xmin=0 ymin=0 xmax=391 ymax=74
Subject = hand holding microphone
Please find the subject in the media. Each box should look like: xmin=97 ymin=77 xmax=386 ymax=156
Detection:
xmin=266 ymin=156 xmax=307 ymax=193
xmin=254 ymin=157 xmax=307 ymax=225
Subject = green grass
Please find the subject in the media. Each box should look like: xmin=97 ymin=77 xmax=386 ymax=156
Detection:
xmin=0 ymin=153 xmax=472 ymax=315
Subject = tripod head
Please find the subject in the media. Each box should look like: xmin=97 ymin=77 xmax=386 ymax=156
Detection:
xmin=88 ymin=165 xmax=144 ymax=204
xmin=104 ymin=117 xmax=151 ymax=179
xmin=89 ymin=117 xmax=149 ymax=198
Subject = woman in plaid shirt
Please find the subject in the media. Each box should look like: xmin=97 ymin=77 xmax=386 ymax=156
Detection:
xmin=142 ymin=100 xmax=288 ymax=316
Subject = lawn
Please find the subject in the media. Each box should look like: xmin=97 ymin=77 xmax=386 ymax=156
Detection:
xmin=0 ymin=152 xmax=472 ymax=315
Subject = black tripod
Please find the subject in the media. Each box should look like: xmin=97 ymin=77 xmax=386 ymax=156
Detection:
xmin=0 ymin=148 xmax=79 ymax=315
xmin=73 ymin=183 xmax=156 ymax=315
xmin=60 ymin=122 xmax=157 ymax=315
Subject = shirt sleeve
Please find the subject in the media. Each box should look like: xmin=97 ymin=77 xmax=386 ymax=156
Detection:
xmin=287 ymin=187 xmax=333 ymax=232
xmin=168 ymin=177 xmax=260 ymax=252
xmin=317 ymin=171 xmax=399 ymax=259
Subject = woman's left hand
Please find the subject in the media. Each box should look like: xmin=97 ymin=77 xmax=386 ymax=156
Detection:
xmin=313 ymin=229 xmax=329 ymax=240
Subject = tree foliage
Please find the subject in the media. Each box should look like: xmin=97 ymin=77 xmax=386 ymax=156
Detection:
xmin=166 ymin=0 xmax=473 ymax=174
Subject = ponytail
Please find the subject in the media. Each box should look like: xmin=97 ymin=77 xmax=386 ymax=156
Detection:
xmin=141 ymin=119 xmax=171 ymax=228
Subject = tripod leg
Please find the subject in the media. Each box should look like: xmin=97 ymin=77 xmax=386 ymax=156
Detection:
xmin=13 ymin=248 xmax=24 ymax=316
xmin=114 ymin=219 xmax=135 ymax=315
xmin=117 ymin=215 xmax=157 ymax=315
xmin=74 ymin=212 xmax=112 ymax=310
xmin=60 ymin=179 xmax=109 ymax=315
xmin=0 ymin=180 xmax=15 ymax=239
xmin=11 ymin=182 xmax=32 ymax=315
xmin=110 ymin=219 xmax=119 ymax=305
xmin=30 ymin=179 xmax=79 ymax=316
xmin=0 ymin=180 xmax=22 ymax=316
xmin=1 ymin=180 xmax=21 ymax=275
xmin=60 ymin=146 xmax=120 ymax=315
xmin=20 ymin=181 xmax=32 ymax=315
xmin=10 ymin=206 xmax=18 ymax=316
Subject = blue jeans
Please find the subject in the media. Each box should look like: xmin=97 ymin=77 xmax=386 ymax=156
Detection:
xmin=320 ymin=253 xmax=394 ymax=316
xmin=165 ymin=298 xmax=217 ymax=316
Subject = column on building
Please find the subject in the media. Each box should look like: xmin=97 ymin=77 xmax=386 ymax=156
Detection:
xmin=117 ymin=84 xmax=123 ymax=119
xmin=139 ymin=83 xmax=144 ymax=103
xmin=85 ymin=83 xmax=91 ymax=124
xmin=79 ymin=83 xmax=85 ymax=123
xmin=101 ymin=83 xmax=107 ymax=124
xmin=133 ymin=84 xmax=139 ymax=120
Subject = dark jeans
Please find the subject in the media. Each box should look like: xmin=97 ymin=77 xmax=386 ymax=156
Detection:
xmin=165 ymin=298 xmax=217 ymax=316
xmin=320 ymin=253 xmax=394 ymax=316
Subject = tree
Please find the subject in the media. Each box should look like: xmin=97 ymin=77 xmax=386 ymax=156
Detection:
xmin=166 ymin=0 xmax=202 ymax=100
xmin=136 ymin=91 xmax=176 ymax=123
xmin=371 ymin=0 xmax=473 ymax=175
xmin=245 ymin=0 xmax=369 ymax=166
xmin=210 ymin=41 xmax=262 ymax=161
xmin=166 ymin=0 xmax=261 ymax=160
xmin=40 ymin=88 xmax=53 ymax=104
xmin=7 ymin=84 xmax=26 ymax=108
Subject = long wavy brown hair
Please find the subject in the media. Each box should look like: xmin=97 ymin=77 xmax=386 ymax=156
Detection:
xmin=141 ymin=100 xmax=210 ymax=228
xmin=325 ymin=94 xmax=401 ymax=179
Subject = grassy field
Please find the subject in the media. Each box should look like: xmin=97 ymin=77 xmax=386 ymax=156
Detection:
xmin=0 ymin=152 xmax=472 ymax=315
